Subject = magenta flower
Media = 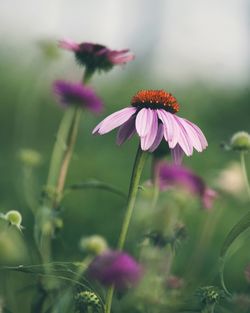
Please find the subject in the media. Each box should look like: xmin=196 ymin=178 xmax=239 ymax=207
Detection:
xmin=87 ymin=250 xmax=142 ymax=290
xmin=93 ymin=90 xmax=207 ymax=163
xmin=59 ymin=39 xmax=134 ymax=72
xmin=157 ymin=161 xmax=217 ymax=210
xmin=53 ymin=80 xmax=103 ymax=113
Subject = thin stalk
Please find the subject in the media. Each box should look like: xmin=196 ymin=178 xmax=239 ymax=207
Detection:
xmin=55 ymin=107 xmax=82 ymax=204
xmin=105 ymin=145 xmax=147 ymax=313
xmin=240 ymin=152 xmax=250 ymax=200
xmin=39 ymin=106 xmax=81 ymax=263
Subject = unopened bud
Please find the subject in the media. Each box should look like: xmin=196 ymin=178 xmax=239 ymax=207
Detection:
xmin=5 ymin=210 xmax=23 ymax=231
xmin=75 ymin=290 xmax=102 ymax=313
xmin=79 ymin=235 xmax=108 ymax=255
xmin=230 ymin=131 xmax=250 ymax=152
xmin=18 ymin=148 xmax=42 ymax=167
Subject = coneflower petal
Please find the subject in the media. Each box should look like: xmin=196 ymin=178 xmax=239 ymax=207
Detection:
xmin=140 ymin=110 xmax=158 ymax=150
xmin=93 ymin=107 xmax=136 ymax=135
xmin=116 ymin=116 xmax=136 ymax=145
xmin=135 ymin=108 xmax=155 ymax=137
xmin=149 ymin=123 xmax=164 ymax=152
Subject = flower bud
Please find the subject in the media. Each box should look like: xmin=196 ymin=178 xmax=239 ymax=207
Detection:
xmin=79 ymin=235 xmax=108 ymax=255
xmin=196 ymin=286 xmax=224 ymax=305
xmin=5 ymin=210 xmax=23 ymax=230
xmin=230 ymin=131 xmax=250 ymax=152
xmin=75 ymin=290 xmax=102 ymax=313
xmin=18 ymin=148 xmax=42 ymax=167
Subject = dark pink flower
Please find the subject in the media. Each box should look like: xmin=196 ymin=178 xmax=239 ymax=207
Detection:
xmin=53 ymin=80 xmax=103 ymax=113
xmin=87 ymin=250 xmax=142 ymax=290
xmin=157 ymin=161 xmax=217 ymax=209
xmin=59 ymin=39 xmax=134 ymax=72
xmin=93 ymin=90 xmax=207 ymax=163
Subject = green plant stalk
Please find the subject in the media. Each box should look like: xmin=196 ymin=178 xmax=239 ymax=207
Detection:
xmin=105 ymin=145 xmax=147 ymax=313
xmin=39 ymin=106 xmax=82 ymax=263
xmin=240 ymin=152 xmax=250 ymax=199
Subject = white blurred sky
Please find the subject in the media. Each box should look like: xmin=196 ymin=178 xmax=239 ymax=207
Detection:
xmin=0 ymin=0 xmax=249 ymax=84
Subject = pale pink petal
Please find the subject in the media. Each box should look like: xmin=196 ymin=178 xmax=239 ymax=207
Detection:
xmin=157 ymin=110 xmax=179 ymax=148
xmin=108 ymin=50 xmax=135 ymax=64
xmin=135 ymin=108 xmax=154 ymax=137
xmin=186 ymin=120 xmax=208 ymax=149
xmin=92 ymin=107 xmax=136 ymax=135
xmin=149 ymin=123 xmax=164 ymax=152
xmin=140 ymin=111 xmax=158 ymax=150
xmin=174 ymin=116 xmax=193 ymax=156
xmin=58 ymin=39 xmax=80 ymax=51
xmin=171 ymin=144 xmax=184 ymax=164
xmin=178 ymin=117 xmax=203 ymax=152
xmin=116 ymin=116 xmax=136 ymax=145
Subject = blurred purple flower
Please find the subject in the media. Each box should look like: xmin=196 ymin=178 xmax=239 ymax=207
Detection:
xmin=59 ymin=39 xmax=134 ymax=71
xmin=87 ymin=250 xmax=142 ymax=290
xmin=157 ymin=161 xmax=217 ymax=210
xmin=53 ymin=80 xmax=103 ymax=113
xmin=93 ymin=90 xmax=207 ymax=163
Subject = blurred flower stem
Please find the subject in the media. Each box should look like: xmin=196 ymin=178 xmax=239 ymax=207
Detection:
xmin=105 ymin=145 xmax=147 ymax=313
xmin=38 ymin=73 xmax=91 ymax=263
xmin=240 ymin=152 xmax=250 ymax=199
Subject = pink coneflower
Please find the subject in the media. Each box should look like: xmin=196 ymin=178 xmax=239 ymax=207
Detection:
xmin=157 ymin=161 xmax=217 ymax=210
xmin=53 ymin=80 xmax=103 ymax=113
xmin=59 ymin=39 xmax=134 ymax=72
xmin=87 ymin=250 xmax=142 ymax=290
xmin=93 ymin=90 xmax=207 ymax=163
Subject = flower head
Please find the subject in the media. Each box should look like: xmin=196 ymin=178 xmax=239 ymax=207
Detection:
xmin=93 ymin=89 xmax=207 ymax=163
xmin=53 ymin=80 xmax=103 ymax=113
xmin=87 ymin=250 xmax=142 ymax=290
xmin=79 ymin=235 xmax=108 ymax=255
xmin=18 ymin=148 xmax=42 ymax=167
xmin=157 ymin=161 xmax=217 ymax=210
xmin=3 ymin=210 xmax=23 ymax=231
xmin=59 ymin=39 xmax=134 ymax=73
xmin=230 ymin=131 xmax=250 ymax=152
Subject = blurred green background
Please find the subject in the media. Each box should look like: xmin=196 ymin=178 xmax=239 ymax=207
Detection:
xmin=0 ymin=1 xmax=250 ymax=312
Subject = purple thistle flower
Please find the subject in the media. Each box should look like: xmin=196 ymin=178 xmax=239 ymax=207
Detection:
xmin=53 ymin=80 xmax=103 ymax=113
xmin=157 ymin=161 xmax=217 ymax=210
xmin=59 ymin=39 xmax=134 ymax=72
xmin=93 ymin=90 xmax=208 ymax=163
xmin=87 ymin=250 xmax=143 ymax=290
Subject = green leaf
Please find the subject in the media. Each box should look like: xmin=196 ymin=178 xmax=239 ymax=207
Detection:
xmin=219 ymin=210 xmax=250 ymax=296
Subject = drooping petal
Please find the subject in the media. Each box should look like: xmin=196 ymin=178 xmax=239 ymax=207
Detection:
xmin=93 ymin=107 xmax=136 ymax=135
xmin=58 ymin=39 xmax=80 ymax=51
xmin=116 ymin=116 xmax=136 ymax=145
xmin=171 ymin=144 xmax=184 ymax=164
xmin=140 ymin=110 xmax=158 ymax=150
xmin=174 ymin=116 xmax=193 ymax=156
xmin=108 ymin=49 xmax=135 ymax=64
xmin=186 ymin=120 xmax=208 ymax=150
xmin=149 ymin=123 xmax=164 ymax=152
xmin=135 ymin=108 xmax=154 ymax=137
xmin=178 ymin=117 xmax=203 ymax=152
xmin=157 ymin=110 xmax=179 ymax=148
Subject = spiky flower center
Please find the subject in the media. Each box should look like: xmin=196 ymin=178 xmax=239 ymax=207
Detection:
xmin=131 ymin=90 xmax=179 ymax=113
xmin=75 ymin=43 xmax=113 ymax=72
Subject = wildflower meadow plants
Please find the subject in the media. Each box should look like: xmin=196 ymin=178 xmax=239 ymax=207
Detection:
xmin=0 ymin=37 xmax=250 ymax=313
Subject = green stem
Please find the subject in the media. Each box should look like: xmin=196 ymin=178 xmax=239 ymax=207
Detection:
xmin=105 ymin=145 xmax=147 ymax=313
xmin=45 ymin=106 xmax=80 ymax=205
xmin=240 ymin=152 xmax=250 ymax=200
